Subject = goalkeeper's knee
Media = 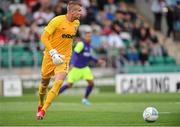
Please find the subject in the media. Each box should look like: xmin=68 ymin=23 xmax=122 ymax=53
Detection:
xmin=39 ymin=78 xmax=50 ymax=95
xmin=49 ymin=80 xmax=63 ymax=96
xmin=39 ymin=84 xmax=48 ymax=95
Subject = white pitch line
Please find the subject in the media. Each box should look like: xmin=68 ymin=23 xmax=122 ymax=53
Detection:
xmin=159 ymin=112 xmax=171 ymax=114
xmin=173 ymin=102 xmax=180 ymax=104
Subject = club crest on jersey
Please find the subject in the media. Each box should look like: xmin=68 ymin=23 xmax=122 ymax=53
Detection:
xmin=74 ymin=27 xmax=78 ymax=32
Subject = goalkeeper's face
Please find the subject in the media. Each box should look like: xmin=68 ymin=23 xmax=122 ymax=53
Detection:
xmin=71 ymin=5 xmax=81 ymax=20
xmin=84 ymin=32 xmax=92 ymax=43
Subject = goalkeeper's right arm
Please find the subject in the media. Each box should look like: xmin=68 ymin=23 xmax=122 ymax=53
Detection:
xmin=41 ymin=31 xmax=53 ymax=51
xmin=41 ymin=31 xmax=64 ymax=65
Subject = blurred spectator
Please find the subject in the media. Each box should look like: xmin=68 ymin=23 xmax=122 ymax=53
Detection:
xmin=139 ymin=41 xmax=149 ymax=65
xmin=112 ymin=21 xmax=122 ymax=34
xmin=104 ymin=0 xmax=117 ymax=14
xmin=123 ymin=13 xmax=133 ymax=32
xmin=97 ymin=0 xmax=107 ymax=10
xmin=0 ymin=31 xmax=8 ymax=45
xmin=80 ymin=0 xmax=90 ymax=8
xmin=25 ymin=8 xmax=34 ymax=26
xmin=90 ymin=24 xmax=106 ymax=55
xmin=174 ymin=1 xmax=180 ymax=30
xmin=120 ymin=31 xmax=132 ymax=48
xmin=150 ymin=36 xmax=168 ymax=57
xmin=80 ymin=6 xmax=90 ymax=24
xmin=10 ymin=26 xmax=21 ymax=42
xmin=29 ymin=21 xmax=40 ymax=42
xmin=116 ymin=47 xmax=128 ymax=73
xmin=0 ymin=8 xmax=12 ymax=31
xmin=18 ymin=25 xmax=30 ymax=42
xmin=0 ymin=0 xmax=11 ymax=13
xmin=96 ymin=10 xmax=107 ymax=25
xmin=107 ymin=28 xmax=124 ymax=67
xmin=101 ymin=18 xmax=112 ymax=35
xmin=113 ymin=10 xmax=124 ymax=26
xmin=107 ymin=31 xmax=124 ymax=48
xmin=131 ymin=20 xmax=141 ymax=43
xmin=38 ymin=0 xmax=51 ymax=9
xmin=127 ymin=44 xmax=140 ymax=65
xmin=33 ymin=8 xmax=48 ymax=26
xmin=0 ymin=0 xmax=174 ymax=69
xmin=128 ymin=7 xmax=138 ymax=23
xmin=149 ymin=28 xmax=158 ymax=43
xmin=12 ymin=8 xmax=27 ymax=26
xmin=9 ymin=0 xmax=27 ymax=15
xmin=88 ymin=0 xmax=99 ymax=17
xmin=53 ymin=2 xmax=64 ymax=16
xmin=0 ymin=8 xmax=5 ymax=23
xmin=104 ymin=0 xmax=117 ymax=21
xmin=165 ymin=0 xmax=179 ymax=6
xmin=31 ymin=1 xmax=41 ymax=12
xmin=118 ymin=1 xmax=128 ymax=12
xmin=139 ymin=26 xmax=150 ymax=42
xmin=4 ymin=27 xmax=16 ymax=42
xmin=25 ymin=0 xmax=37 ymax=9
xmin=44 ymin=7 xmax=55 ymax=23
xmin=165 ymin=5 xmax=174 ymax=37
xmin=151 ymin=0 xmax=166 ymax=31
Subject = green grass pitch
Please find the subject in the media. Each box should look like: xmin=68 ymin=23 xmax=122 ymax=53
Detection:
xmin=0 ymin=92 xmax=180 ymax=126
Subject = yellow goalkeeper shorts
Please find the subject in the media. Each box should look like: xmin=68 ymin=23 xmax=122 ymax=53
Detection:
xmin=41 ymin=54 xmax=70 ymax=79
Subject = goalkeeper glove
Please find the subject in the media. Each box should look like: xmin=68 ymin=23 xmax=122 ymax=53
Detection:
xmin=49 ymin=49 xmax=65 ymax=65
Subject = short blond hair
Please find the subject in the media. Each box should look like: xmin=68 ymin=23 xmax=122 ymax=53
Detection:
xmin=67 ymin=1 xmax=81 ymax=12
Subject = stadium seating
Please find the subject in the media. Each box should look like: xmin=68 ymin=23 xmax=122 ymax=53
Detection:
xmin=148 ymin=55 xmax=176 ymax=65
xmin=1 ymin=52 xmax=9 ymax=67
xmin=0 ymin=0 xmax=179 ymax=73
xmin=1 ymin=45 xmax=35 ymax=67
xmin=37 ymin=51 xmax=43 ymax=66
xmin=123 ymin=64 xmax=180 ymax=73
xmin=164 ymin=56 xmax=176 ymax=65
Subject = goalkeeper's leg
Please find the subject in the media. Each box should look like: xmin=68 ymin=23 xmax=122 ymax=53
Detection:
xmin=59 ymin=67 xmax=77 ymax=94
xmin=38 ymin=78 xmax=50 ymax=112
xmin=37 ymin=72 xmax=67 ymax=120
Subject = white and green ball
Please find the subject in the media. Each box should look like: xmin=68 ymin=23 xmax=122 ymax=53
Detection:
xmin=143 ymin=107 xmax=159 ymax=122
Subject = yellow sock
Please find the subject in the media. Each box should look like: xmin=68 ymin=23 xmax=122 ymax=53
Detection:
xmin=38 ymin=84 xmax=48 ymax=106
xmin=42 ymin=80 xmax=63 ymax=112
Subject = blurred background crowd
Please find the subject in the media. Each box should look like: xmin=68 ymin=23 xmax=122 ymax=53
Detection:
xmin=0 ymin=0 xmax=180 ymax=73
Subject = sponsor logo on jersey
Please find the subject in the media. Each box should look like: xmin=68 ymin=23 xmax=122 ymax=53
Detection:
xmin=62 ymin=34 xmax=75 ymax=39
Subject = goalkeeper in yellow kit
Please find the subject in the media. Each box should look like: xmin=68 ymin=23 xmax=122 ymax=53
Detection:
xmin=36 ymin=1 xmax=81 ymax=120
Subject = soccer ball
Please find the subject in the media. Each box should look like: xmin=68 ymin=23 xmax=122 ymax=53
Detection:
xmin=143 ymin=107 xmax=159 ymax=122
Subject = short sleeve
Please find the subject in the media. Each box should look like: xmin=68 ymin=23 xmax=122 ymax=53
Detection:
xmin=74 ymin=41 xmax=84 ymax=53
xmin=44 ymin=16 xmax=60 ymax=35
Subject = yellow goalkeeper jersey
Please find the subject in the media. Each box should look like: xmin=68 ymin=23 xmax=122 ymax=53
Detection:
xmin=44 ymin=15 xmax=80 ymax=60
